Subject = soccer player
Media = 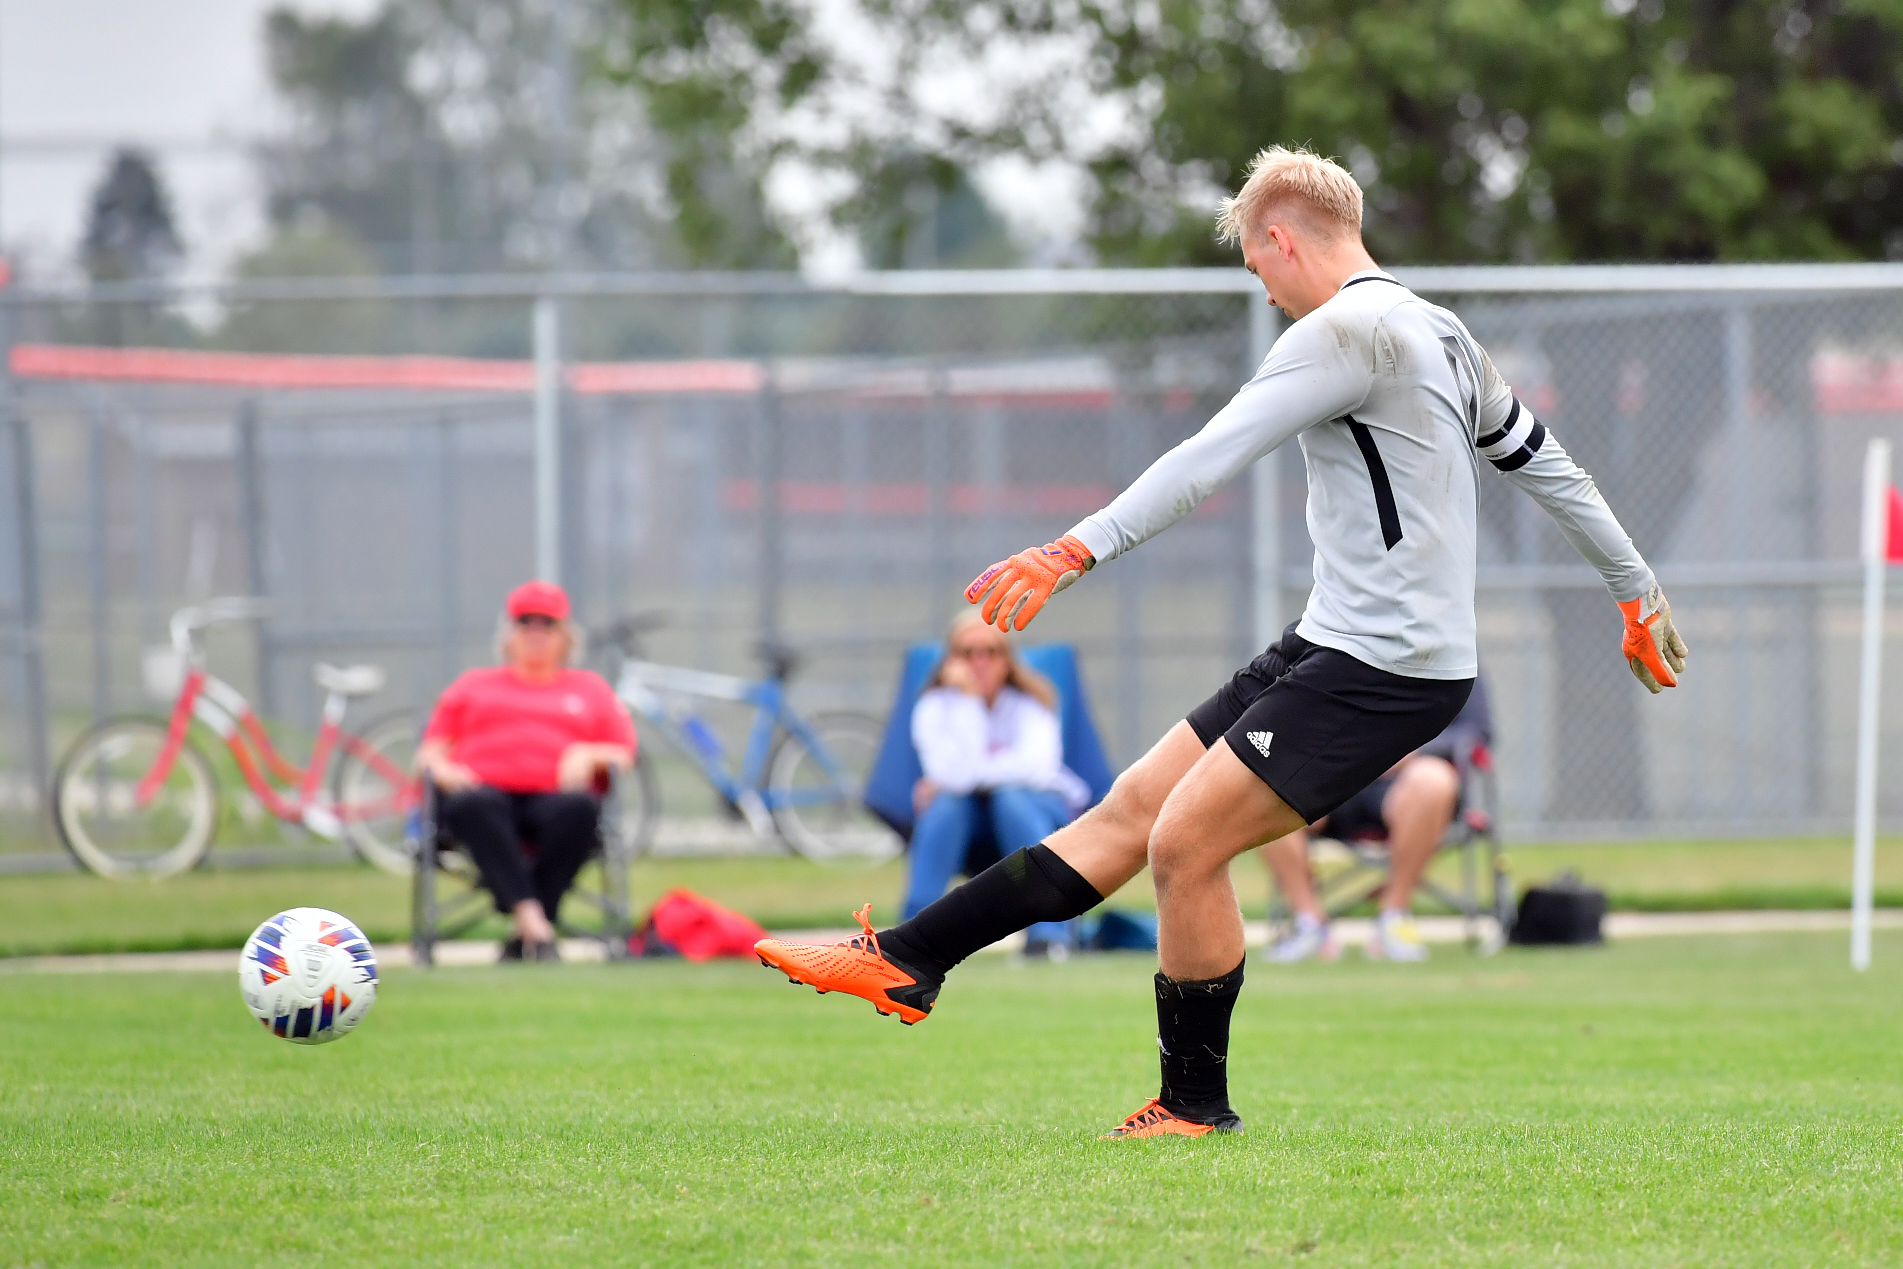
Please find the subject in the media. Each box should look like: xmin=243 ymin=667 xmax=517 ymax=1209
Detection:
xmin=755 ymin=145 xmax=1688 ymax=1139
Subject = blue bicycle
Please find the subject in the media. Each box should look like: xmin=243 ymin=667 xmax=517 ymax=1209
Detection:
xmin=593 ymin=615 xmax=899 ymax=864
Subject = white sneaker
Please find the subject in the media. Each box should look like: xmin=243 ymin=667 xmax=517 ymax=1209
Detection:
xmin=1265 ymin=917 xmax=1340 ymax=963
xmin=1367 ymin=911 xmax=1429 ymax=962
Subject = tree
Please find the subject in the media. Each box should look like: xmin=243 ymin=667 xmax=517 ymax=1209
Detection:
xmin=603 ymin=0 xmax=1030 ymax=267
xmin=847 ymin=154 xmax=1018 ymax=268
xmin=81 ymin=149 xmax=182 ymax=282
xmin=976 ymin=0 xmax=1903 ymax=264
xmin=642 ymin=0 xmax=1903 ymax=266
xmin=255 ymin=0 xmax=796 ymax=273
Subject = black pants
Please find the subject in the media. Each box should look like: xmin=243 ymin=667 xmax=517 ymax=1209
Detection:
xmin=438 ymin=786 xmax=600 ymax=919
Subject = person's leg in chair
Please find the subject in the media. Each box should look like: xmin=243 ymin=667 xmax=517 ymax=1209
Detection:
xmin=519 ymin=792 xmax=603 ymax=954
xmin=1367 ymin=755 xmax=1460 ymax=962
xmin=1260 ymin=826 xmax=1339 ymax=962
xmin=987 ymin=785 xmax=1077 ymax=953
xmin=903 ymin=792 xmax=981 ymax=921
xmin=438 ymin=785 xmax=555 ymax=956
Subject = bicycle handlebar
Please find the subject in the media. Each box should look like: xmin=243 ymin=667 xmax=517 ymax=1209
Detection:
xmin=593 ymin=612 xmax=803 ymax=682
xmin=170 ymin=598 xmax=274 ymax=653
xmin=591 ymin=611 xmax=669 ymax=657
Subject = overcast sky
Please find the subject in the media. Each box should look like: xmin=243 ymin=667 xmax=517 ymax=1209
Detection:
xmin=0 ymin=0 xmax=375 ymax=280
xmin=0 ymin=0 xmax=1096 ymax=280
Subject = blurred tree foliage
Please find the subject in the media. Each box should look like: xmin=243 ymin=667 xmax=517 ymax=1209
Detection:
xmin=1065 ymin=0 xmax=1903 ymax=263
xmin=604 ymin=0 xmax=1021 ymax=267
xmin=601 ymin=0 xmax=814 ymax=264
xmin=71 ymin=149 xmax=191 ymax=346
xmin=847 ymin=155 xmax=1019 ymax=268
xmin=81 ymin=149 xmax=183 ymax=283
xmin=254 ymin=0 xmax=794 ymax=272
xmin=615 ymin=0 xmax=1903 ymax=265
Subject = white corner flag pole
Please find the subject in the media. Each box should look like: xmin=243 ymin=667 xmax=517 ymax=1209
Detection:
xmin=1851 ymin=437 xmax=1890 ymax=971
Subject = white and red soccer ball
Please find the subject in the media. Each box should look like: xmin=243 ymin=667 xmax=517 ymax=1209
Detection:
xmin=239 ymin=907 xmax=378 ymax=1044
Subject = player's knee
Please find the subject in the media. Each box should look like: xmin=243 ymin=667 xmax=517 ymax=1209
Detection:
xmin=1095 ymin=769 xmax=1161 ymax=838
xmin=1147 ymin=814 xmax=1217 ymax=892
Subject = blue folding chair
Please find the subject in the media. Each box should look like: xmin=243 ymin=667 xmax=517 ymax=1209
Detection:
xmin=864 ymin=643 xmax=1142 ymax=953
xmin=863 ymin=642 xmax=1115 ymax=839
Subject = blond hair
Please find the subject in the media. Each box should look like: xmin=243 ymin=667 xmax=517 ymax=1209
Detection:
xmin=927 ymin=612 xmax=1057 ymax=710
xmin=1215 ymin=145 xmax=1363 ymax=246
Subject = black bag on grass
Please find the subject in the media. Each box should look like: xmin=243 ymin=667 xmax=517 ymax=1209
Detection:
xmin=1510 ymin=872 xmax=1606 ymax=945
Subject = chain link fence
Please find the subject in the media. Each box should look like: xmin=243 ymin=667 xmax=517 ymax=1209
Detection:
xmin=2 ymin=266 xmax=1900 ymax=857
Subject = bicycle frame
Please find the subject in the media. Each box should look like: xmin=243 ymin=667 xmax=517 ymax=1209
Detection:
xmin=135 ymin=621 xmax=415 ymax=837
xmin=613 ymin=658 xmax=855 ymax=832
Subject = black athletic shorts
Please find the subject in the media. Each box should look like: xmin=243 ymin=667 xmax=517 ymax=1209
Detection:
xmin=1184 ymin=624 xmax=1474 ymax=824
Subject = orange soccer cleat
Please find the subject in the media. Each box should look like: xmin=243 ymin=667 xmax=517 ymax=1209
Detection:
xmin=754 ymin=904 xmax=938 ymax=1025
xmin=1102 ymin=1098 xmax=1244 ymax=1139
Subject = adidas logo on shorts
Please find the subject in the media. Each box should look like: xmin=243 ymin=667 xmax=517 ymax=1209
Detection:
xmin=1246 ymin=730 xmax=1274 ymax=758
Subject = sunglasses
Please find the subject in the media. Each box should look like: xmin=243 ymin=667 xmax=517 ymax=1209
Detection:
xmin=514 ymin=613 xmax=560 ymax=629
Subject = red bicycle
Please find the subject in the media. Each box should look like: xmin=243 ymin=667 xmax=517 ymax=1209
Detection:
xmin=52 ymin=598 xmax=423 ymax=878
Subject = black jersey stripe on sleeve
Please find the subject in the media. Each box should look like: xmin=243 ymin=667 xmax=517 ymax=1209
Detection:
xmin=1475 ymin=397 xmax=1522 ymax=450
xmin=1345 ymin=416 xmax=1404 ymax=550
xmin=1491 ymin=421 xmax=1547 ymax=472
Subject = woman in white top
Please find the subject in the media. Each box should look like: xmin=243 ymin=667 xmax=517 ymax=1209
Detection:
xmin=906 ymin=614 xmax=1091 ymax=945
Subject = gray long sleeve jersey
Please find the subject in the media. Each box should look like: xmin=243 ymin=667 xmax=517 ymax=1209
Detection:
xmin=1066 ymin=270 xmax=1656 ymax=680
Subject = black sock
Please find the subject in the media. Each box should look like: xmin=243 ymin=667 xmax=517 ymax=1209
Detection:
xmin=879 ymin=844 xmax=1102 ymax=982
xmin=1155 ymin=959 xmax=1245 ymax=1122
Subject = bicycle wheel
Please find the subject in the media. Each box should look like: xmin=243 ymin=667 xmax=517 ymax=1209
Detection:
xmin=332 ymin=709 xmax=424 ymax=875
xmin=602 ymin=746 xmax=660 ymax=860
xmin=54 ymin=718 xmax=218 ymax=879
xmin=767 ymin=711 xmax=902 ymax=864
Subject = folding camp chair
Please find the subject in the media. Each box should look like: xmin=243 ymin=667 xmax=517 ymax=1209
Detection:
xmin=863 ymin=644 xmax=1118 ymax=948
xmin=1266 ymin=742 xmax=1515 ymax=949
xmin=409 ymin=774 xmax=634 ymax=967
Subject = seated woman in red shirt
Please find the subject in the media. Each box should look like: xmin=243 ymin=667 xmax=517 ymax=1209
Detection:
xmin=417 ymin=581 xmax=636 ymax=961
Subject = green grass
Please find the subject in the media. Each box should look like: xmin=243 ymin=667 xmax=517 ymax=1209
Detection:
xmin=2 ymin=836 xmax=1900 ymax=958
xmin=4 ymin=932 xmax=1902 ymax=1266
xmin=1500 ymin=838 xmax=1903 ymax=913
xmin=0 ymin=857 xmax=908 ymax=958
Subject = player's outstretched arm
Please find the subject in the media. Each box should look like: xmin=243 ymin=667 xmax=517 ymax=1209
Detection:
xmin=1473 ymin=376 xmax=1688 ymax=691
xmin=967 ymin=316 xmax=1363 ymax=631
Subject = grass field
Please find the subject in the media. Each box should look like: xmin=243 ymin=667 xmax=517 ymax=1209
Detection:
xmin=5 ymin=931 xmax=1902 ymax=1266
xmin=2 ymin=836 xmax=1900 ymax=959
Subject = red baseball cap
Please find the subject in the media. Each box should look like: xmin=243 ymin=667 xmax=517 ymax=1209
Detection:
xmin=506 ymin=580 xmax=570 ymax=621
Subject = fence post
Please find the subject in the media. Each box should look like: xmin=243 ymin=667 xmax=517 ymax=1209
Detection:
xmin=692 ymin=402 xmax=722 ymax=665
xmin=437 ymin=415 xmax=461 ymax=687
xmin=1113 ymin=383 xmax=1145 ymax=764
xmin=8 ymin=415 xmax=49 ymax=833
xmin=1721 ymin=306 xmax=1752 ymax=815
xmin=757 ymin=367 xmax=783 ymax=642
xmin=1248 ymin=291 xmax=1282 ymax=650
xmin=925 ymin=364 xmax=950 ymax=632
xmin=533 ymin=295 xmax=563 ymax=585
xmin=1851 ymin=437 xmax=1891 ymax=972
xmin=236 ymin=399 xmax=275 ymax=719
xmin=87 ymin=408 xmax=110 ymax=724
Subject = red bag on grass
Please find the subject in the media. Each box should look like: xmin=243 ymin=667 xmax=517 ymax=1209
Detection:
xmin=628 ymin=888 xmax=768 ymax=961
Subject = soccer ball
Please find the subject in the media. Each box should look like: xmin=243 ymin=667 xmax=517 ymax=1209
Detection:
xmin=239 ymin=907 xmax=378 ymax=1044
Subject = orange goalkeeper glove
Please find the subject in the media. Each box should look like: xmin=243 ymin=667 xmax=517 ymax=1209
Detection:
xmin=965 ymin=535 xmax=1095 ymax=632
xmin=1618 ymin=582 xmax=1688 ymax=693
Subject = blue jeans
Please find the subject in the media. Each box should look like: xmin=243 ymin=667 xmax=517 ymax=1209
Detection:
xmin=903 ymin=785 xmax=1076 ymax=945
